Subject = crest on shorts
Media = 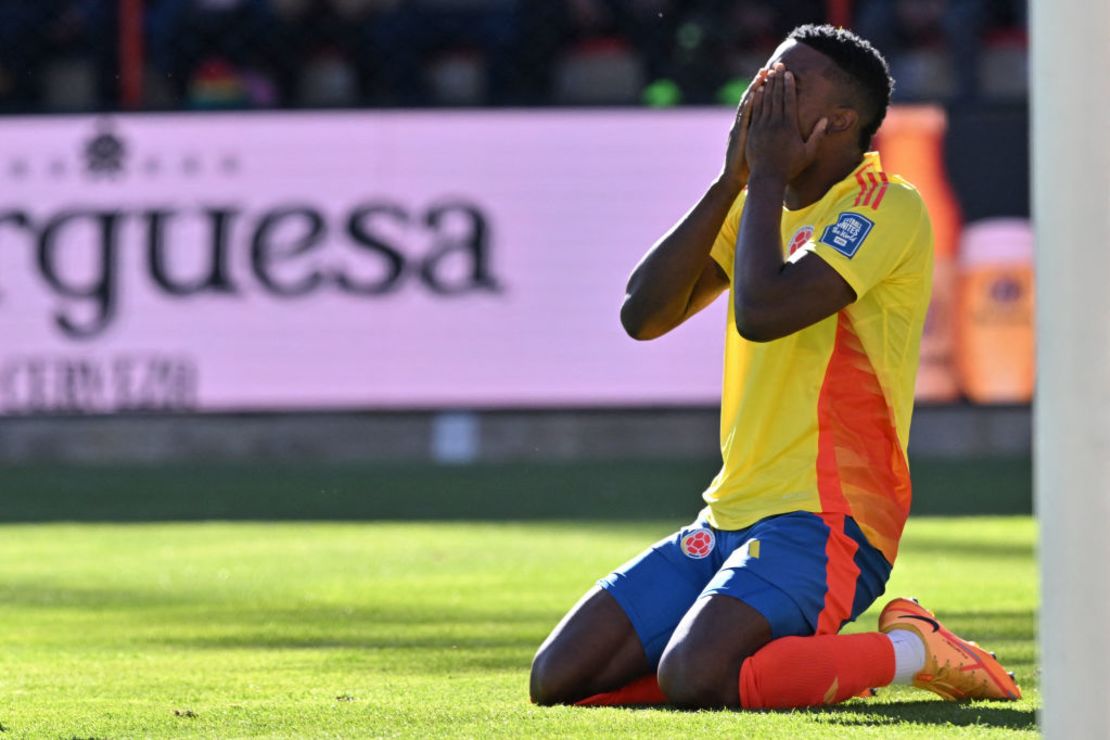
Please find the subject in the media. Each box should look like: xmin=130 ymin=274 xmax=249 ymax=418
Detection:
xmin=680 ymin=528 xmax=716 ymax=559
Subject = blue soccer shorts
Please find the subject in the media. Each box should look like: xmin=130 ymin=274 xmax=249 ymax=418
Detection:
xmin=598 ymin=511 xmax=893 ymax=668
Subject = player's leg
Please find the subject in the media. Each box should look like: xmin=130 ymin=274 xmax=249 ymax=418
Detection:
xmin=529 ymin=586 xmax=650 ymax=705
xmin=656 ymin=591 xmax=772 ymax=707
xmin=657 ymin=511 xmax=897 ymax=708
xmin=658 ymin=511 xmax=1021 ymax=709
xmin=734 ymin=514 xmax=1022 ymax=708
xmin=738 ymin=596 xmax=1024 ymax=708
xmin=530 ymin=522 xmax=722 ymax=705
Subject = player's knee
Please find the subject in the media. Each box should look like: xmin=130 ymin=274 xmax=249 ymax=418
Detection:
xmin=529 ymin=649 xmax=575 ymax=706
xmin=657 ymin=646 xmax=730 ymax=709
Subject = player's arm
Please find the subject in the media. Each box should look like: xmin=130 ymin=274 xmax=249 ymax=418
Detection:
xmin=619 ymin=186 xmax=732 ymax=341
xmin=733 ymin=66 xmax=855 ymax=342
xmin=620 ymin=72 xmax=767 ymax=341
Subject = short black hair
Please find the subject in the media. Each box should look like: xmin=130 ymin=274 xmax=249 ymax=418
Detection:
xmin=787 ymin=24 xmax=893 ymax=151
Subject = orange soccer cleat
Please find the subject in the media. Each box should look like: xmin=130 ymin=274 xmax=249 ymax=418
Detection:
xmin=878 ymin=597 xmax=1022 ymax=701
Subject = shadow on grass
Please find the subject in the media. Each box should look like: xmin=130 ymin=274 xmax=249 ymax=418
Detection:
xmin=596 ymin=699 xmax=1038 ymax=733
xmin=0 ymin=457 xmax=1031 ymax=523
xmin=863 ymin=609 xmax=1035 ymax=644
xmin=152 ymin=633 xmax=539 ymax=673
xmin=896 ymin=538 xmax=1033 ymax=560
xmin=805 ymin=699 xmax=1037 ymax=731
xmin=0 ymin=580 xmax=551 ymax=670
xmin=158 ymin=632 xmax=541 ymax=653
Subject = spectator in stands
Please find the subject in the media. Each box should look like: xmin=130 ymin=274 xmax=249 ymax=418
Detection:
xmin=703 ymin=0 xmax=825 ymax=103
xmin=855 ymin=0 xmax=988 ymax=101
xmin=9 ymin=0 xmax=1030 ymax=112
xmin=366 ymin=0 xmax=518 ymax=105
xmin=147 ymin=0 xmax=280 ymax=108
xmin=44 ymin=0 xmax=115 ymax=110
xmin=0 ymin=2 xmax=59 ymax=110
xmin=267 ymin=0 xmax=370 ymax=107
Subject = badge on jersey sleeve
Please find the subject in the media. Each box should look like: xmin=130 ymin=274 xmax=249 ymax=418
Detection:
xmin=787 ymin=225 xmax=814 ymax=256
xmin=819 ymin=212 xmax=875 ymax=258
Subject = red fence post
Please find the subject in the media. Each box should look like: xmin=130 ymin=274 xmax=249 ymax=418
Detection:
xmin=827 ymin=0 xmax=852 ymax=28
xmin=119 ymin=0 xmax=144 ymax=109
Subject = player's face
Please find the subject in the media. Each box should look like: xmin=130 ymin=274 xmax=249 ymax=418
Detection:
xmin=762 ymin=40 xmax=845 ymax=140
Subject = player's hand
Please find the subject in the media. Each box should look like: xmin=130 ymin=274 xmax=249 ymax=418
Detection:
xmin=745 ymin=63 xmax=828 ymax=183
xmin=718 ymin=68 xmax=769 ymax=192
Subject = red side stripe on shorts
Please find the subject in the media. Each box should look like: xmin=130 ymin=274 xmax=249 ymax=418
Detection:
xmin=815 ymin=513 xmax=861 ymax=635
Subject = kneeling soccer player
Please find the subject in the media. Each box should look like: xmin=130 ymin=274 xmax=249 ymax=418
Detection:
xmin=530 ymin=24 xmax=1021 ymax=710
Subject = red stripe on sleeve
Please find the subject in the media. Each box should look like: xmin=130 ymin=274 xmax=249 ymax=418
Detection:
xmin=861 ymin=172 xmax=879 ymax=206
xmin=853 ymin=169 xmax=869 ymax=206
xmin=870 ymin=173 xmax=890 ymax=210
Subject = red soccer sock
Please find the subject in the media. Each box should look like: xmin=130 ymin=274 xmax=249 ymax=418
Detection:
xmin=574 ymin=675 xmax=667 ymax=707
xmin=739 ymin=633 xmax=896 ymax=709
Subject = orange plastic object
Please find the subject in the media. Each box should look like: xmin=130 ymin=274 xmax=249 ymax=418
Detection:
xmin=955 ymin=219 xmax=1035 ymax=403
xmin=874 ymin=106 xmax=962 ymax=401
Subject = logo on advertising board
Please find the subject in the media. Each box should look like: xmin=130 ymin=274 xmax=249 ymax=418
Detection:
xmin=84 ymin=121 xmax=128 ymax=176
xmin=0 ymin=110 xmax=734 ymax=415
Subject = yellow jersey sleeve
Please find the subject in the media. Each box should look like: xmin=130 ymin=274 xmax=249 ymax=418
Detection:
xmin=709 ymin=191 xmax=747 ymax=281
xmin=807 ymin=183 xmax=928 ymax=299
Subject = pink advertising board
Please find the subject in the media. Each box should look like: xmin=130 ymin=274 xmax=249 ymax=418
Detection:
xmin=0 ymin=110 xmax=732 ymax=414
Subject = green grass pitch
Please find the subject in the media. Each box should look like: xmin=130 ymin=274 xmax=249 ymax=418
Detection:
xmin=0 ymin=517 xmax=1036 ymax=737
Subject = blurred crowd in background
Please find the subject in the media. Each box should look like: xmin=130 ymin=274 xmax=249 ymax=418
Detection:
xmin=0 ymin=0 xmax=1028 ymax=113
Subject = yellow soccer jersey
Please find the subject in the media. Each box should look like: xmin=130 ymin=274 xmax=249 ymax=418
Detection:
xmin=704 ymin=151 xmax=933 ymax=564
